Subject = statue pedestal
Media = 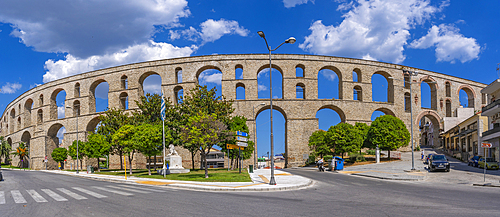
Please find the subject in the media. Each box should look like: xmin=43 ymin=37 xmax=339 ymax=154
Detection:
xmin=166 ymin=155 xmax=189 ymax=174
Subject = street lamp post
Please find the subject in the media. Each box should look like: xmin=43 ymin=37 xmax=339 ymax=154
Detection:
xmin=253 ymin=103 xmax=265 ymax=170
xmin=257 ymin=31 xmax=295 ymax=185
xmin=66 ymin=105 xmax=79 ymax=174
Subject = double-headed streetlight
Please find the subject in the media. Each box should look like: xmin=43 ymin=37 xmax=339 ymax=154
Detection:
xmin=253 ymin=103 xmax=266 ymax=170
xmin=66 ymin=105 xmax=80 ymax=174
xmin=257 ymin=31 xmax=296 ymax=185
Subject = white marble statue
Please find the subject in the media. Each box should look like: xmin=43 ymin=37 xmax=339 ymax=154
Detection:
xmin=168 ymin=144 xmax=178 ymax=156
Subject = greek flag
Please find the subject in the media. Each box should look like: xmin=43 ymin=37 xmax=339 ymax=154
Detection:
xmin=161 ymin=91 xmax=166 ymax=121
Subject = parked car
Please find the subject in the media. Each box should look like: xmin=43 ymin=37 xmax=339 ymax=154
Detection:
xmin=478 ymin=157 xmax=499 ymax=170
xmin=468 ymin=155 xmax=482 ymax=167
xmin=425 ymin=154 xmax=434 ymax=164
xmin=428 ymin=154 xmax=450 ymax=172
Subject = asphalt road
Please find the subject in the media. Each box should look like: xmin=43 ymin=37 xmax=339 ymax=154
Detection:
xmin=1 ymin=169 xmax=499 ymax=217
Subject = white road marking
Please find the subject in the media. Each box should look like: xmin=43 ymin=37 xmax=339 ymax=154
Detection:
xmin=57 ymin=188 xmax=87 ymax=200
xmin=27 ymin=190 xmax=48 ymax=203
xmin=107 ymin=185 xmax=150 ymax=193
xmin=41 ymin=189 xmax=68 ymax=202
xmin=92 ymin=186 xmax=133 ymax=196
xmin=118 ymin=184 xmax=167 ymax=192
xmin=11 ymin=190 xmax=27 ymax=203
xmin=72 ymin=187 xmax=107 ymax=198
xmin=0 ymin=191 xmax=5 ymax=204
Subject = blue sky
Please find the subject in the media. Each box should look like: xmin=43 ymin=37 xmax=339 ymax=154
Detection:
xmin=1 ymin=0 xmax=499 ymax=157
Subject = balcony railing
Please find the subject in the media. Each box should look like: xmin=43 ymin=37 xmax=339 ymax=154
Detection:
xmin=482 ymin=99 xmax=500 ymax=114
xmin=482 ymin=126 xmax=500 ymax=137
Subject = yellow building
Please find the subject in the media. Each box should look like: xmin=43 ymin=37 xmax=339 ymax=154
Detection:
xmin=441 ymin=114 xmax=488 ymax=161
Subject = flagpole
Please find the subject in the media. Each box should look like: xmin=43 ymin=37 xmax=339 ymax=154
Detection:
xmin=161 ymin=91 xmax=166 ymax=178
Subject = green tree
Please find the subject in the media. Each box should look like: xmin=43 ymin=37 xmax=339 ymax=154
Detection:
xmin=134 ymin=124 xmax=167 ymax=175
xmin=355 ymin=122 xmax=370 ymax=153
xmin=327 ymin=123 xmax=362 ymax=158
xmin=112 ymin=125 xmax=137 ymax=174
xmin=181 ymin=113 xmax=232 ymax=178
xmin=51 ymin=147 xmax=68 ymax=168
xmin=12 ymin=142 xmax=29 ymax=168
xmin=308 ymin=130 xmax=332 ymax=158
xmin=97 ymin=108 xmax=131 ymax=169
xmin=133 ymin=93 xmax=162 ymax=125
xmin=68 ymin=140 xmax=86 ymax=171
xmin=84 ymin=133 xmax=110 ymax=172
xmin=0 ymin=136 xmax=12 ymax=164
xmin=365 ymin=115 xmax=410 ymax=159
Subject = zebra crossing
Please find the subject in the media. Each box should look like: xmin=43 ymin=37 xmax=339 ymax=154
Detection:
xmin=0 ymin=184 xmax=167 ymax=205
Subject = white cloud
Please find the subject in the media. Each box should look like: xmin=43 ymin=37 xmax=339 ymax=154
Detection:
xmin=283 ymin=0 xmax=313 ymax=8
xmin=143 ymin=74 xmax=162 ymax=94
xmin=299 ymin=0 xmax=442 ymax=64
xmin=198 ymin=71 xmax=222 ymax=85
xmin=258 ymin=84 xmax=268 ymax=92
xmin=0 ymin=82 xmax=22 ymax=94
xmin=58 ymin=106 xmax=65 ymax=119
xmin=409 ymin=24 xmax=481 ymax=63
xmin=172 ymin=19 xmax=249 ymax=45
xmin=57 ymin=127 xmax=66 ymax=142
xmin=320 ymin=70 xmax=338 ymax=81
xmin=0 ymin=0 xmax=190 ymax=59
xmin=43 ymin=41 xmax=196 ymax=82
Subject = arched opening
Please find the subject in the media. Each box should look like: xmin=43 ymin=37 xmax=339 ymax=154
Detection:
xmin=73 ymin=100 xmax=81 ymax=117
xmin=296 ymin=64 xmax=305 ymax=77
xmin=121 ymin=75 xmax=128 ymax=89
xmin=21 ymin=131 xmax=31 ymax=168
xmin=405 ymin=92 xmax=411 ymax=112
xmin=74 ymin=83 xmax=81 ymax=98
xmin=446 ymin=99 xmax=451 ymax=117
xmin=404 ymin=74 xmax=410 ymax=89
xmin=140 ymin=72 xmax=161 ymax=96
xmin=371 ymin=72 xmax=393 ymax=103
xmin=421 ymin=80 xmax=437 ymax=110
xmin=353 ymin=68 xmax=361 ymax=82
xmin=176 ymin=67 xmax=182 ymax=83
xmin=119 ymin=92 xmax=129 ymax=110
xmin=17 ymin=117 xmax=21 ymax=129
xmin=90 ymin=80 xmax=109 ymax=113
xmin=316 ymin=106 xmax=345 ymax=131
xmin=445 ymin=82 xmax=451 ymax=97
xmin=353 ymin=86 xmax=362 ymax=101
xmin=24 ymin=99 xmax=33 ymax=128
xmin=47 ymin=123 xmax=66 ymax=169
xmin=257 ymin=65 xmax=283 ymax=99
xmin=10 ymin=109 xmax=15 ymax=133
xmin=296 ymin=83 xmax=305 ymax=99
xmin=197 ymin=67 xmax=223 ymax=98
xmin=418 ymin=114 xmax=441 ymax=148
xmin=459 ymin=87 xmax=475 ymax=108
xmin=39 ymin=94 xmax=44 ymax=107
xmin=371 ymin=108 xmax=395 ymax=121
xmin=51 ymin=88 xmax=66 ymax=120
xmin=235 ymin=65 xmax=243 ymax=79
xmin=318 ymin=67 xmax=341 ymax=99
xmin=174 ymin=86 xmax=184 ymax=104
xmin=37 ymin=109 xmax=43 ymax=124
xmin=236 ymin=83 xmax=245 ymax=100
xmin=86 ymin=117 xmax=101 ymax=134
xmin=256 ymin=106 xmax=287 ymax=167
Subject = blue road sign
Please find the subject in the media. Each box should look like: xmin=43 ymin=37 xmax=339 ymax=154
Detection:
xmin=236 ymin=131 xmax=248 ymax=137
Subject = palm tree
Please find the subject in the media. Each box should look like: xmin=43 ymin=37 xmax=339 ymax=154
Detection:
xmin=12 ymin=142 xmax=29 ymax=168
xmin=0 ymin=136 xmax=12 ymax=165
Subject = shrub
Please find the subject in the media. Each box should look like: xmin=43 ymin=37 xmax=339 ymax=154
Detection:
xmin=366 ymin=150 xmax=376 ymax=155
xmin=349 ymin=154 xmax=366 ymax=163
xmin=307 ymin=155 xmax=317 ymax=165
xmin=414 ymin=146 xmax=420 ymax=151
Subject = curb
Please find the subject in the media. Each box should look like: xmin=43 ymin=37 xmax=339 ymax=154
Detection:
xmin=472 ymin=183 xmax=500 ymax=188
xmin=349 ymin=173 xmax=425 ymax=181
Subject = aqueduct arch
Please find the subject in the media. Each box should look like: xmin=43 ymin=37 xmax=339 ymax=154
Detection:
xmin=0 ymin=54 xmax=487 ymax=169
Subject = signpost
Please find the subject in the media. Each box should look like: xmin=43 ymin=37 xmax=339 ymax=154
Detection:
xmin=236 ymin=131 xmax=248 ymax=174
xmin=481 ymin=143 xmax=492 ymax=182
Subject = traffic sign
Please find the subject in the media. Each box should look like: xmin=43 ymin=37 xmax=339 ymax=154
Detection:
xmin=236 ymin=136 xmax=248 ymax=142
xmin=227 ymin=144 xmax=243 ymax=150
xmin=237 ymin=141 xmax=248 ymax=147
xmin=481 ymin=143 xmax=492 ymax=148
xmin=236 ymin=131 xmax=248 ymax=137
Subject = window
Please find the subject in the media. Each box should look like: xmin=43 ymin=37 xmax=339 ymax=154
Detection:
xmin=296 ymin=65 xmax=304 ymax=77
xmin=75 ymin=83 xmax=81 ymax=97
xmin=121 ymin=75 xmax=128 ymax=89
xmin=176 ymin=68 xmax=182 ymax=83
xmin=235 ymin=65 xmax=243 ymax=79
xmin=445 ymin=82 xmax=451 ymax=97
xmin=353 ymin=86 xmax=362 ymax=101
xmin=296 ymin=84 xmax=305 ymax=99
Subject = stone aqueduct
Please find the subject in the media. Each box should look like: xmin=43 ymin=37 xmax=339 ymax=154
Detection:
xmin=0 ymin=54 xmax=486 ymax=170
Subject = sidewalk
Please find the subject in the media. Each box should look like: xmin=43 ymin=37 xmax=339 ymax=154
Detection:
xmin=16 ymin=168 xmax=313 ymax=192
xmin=334 ymin=151 xmax=428 ymax=181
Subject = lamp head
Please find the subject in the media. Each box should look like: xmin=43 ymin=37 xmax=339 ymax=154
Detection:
xmin=286 ymin=37 xmax=296 ymax=44
xmin=257 ymin=31 xmax=265 ymax=38
xmin=260 ymin=103 xmax=266 ymax=105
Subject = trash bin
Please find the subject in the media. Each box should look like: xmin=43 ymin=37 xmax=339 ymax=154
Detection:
xmin=333 ymin=156 xmax=344 ymax=171
xmin=327 ymin=159 xmax=333 ymax=171
xmin=249 ymin=165 xmax=253 ymax=173
xmin=87 ymin=165 xmax=94 ymax=173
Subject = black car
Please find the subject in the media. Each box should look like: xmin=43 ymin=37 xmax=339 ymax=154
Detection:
xmin=428 ymin=154 xmax=450 ymax=172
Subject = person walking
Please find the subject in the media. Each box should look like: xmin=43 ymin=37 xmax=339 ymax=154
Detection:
xmin=421 ymin=149 xmax=425 ymax=161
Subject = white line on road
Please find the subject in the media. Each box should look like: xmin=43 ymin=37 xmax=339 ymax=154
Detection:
xmin=41 ymin=189 xmax=68 ymax=202
xmin=0 ymin=191 xmax=5 ymax=204
xmin=118 ymin=184 xmax=167 ymax=192
xmin=107 ymin=185 xmax=151 ymax=193
xmin=11 ymin=190 xmax=27 ymax=204
xmin=27 ymin=190 xmax=48 ymax=203
xmin=92 ymin=186 xmax=134 ymax=196
xmin=72 ymin=187 xmax=107 ymax=198
xmin=57 ymin=188 xmax=87 ymax=200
